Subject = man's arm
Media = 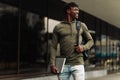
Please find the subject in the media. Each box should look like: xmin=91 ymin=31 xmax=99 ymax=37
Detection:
xmin=82 ymin=23 xmax=94 ymax=51
xmin=50 ymin=26 xmax=59 ymax=73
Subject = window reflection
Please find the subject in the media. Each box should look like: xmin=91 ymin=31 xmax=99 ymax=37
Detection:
xmin=0 ymin=3 xmax=18 ymax=75
xmin=20 ymin=11 xmax=48 ymax=73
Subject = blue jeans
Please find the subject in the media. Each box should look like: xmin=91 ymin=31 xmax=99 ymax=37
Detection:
xmin=59 ymin=65 xmax=85 ymax=80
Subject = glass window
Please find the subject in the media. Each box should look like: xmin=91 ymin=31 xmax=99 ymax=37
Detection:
xmin=0 ymin=3 xmax=18 ymax=75
xmin=20 ymin=11 xmax=48 ymax=73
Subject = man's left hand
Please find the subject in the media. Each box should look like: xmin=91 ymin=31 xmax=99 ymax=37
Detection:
xmin=75 ymin=45 xmax=84 ymax=53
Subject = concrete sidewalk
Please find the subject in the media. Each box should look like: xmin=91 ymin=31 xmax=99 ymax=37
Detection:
xmin=86 ymin=72 xmax=120 ymax=80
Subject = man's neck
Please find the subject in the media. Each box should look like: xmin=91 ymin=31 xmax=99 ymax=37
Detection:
xmin=66 ymin=15 xmax=76 ymax=22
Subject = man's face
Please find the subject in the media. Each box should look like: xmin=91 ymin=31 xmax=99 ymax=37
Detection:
xmin=68 ymin=7 xmax=79 ymax=19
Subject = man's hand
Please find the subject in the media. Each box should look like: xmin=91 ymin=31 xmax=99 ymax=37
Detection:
xmin=75 ymin=45 xmax=84 ymax=53
xmin=50 ymin=65 xmax=59 ymax=74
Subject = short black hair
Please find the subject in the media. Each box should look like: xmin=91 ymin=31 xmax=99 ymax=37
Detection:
xmin=64 ymin=2 xmax=79 ymax=14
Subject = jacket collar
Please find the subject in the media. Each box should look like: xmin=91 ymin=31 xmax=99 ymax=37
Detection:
xmin=61 ymin=20 xmax=76 ymax=24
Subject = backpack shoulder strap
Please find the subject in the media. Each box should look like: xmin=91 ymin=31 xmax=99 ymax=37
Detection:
xmin=76 ymin=21 xmax=81 ymax=31
xmin=76 ymin=21 xmax=81 ymax=45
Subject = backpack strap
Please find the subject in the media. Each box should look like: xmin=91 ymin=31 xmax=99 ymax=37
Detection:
xmin=76 ymin=21 xmax=89 ymax=61
xmin=76 ymin=21 xmax=81 ymax=45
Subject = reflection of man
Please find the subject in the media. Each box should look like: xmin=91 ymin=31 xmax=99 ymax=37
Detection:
xmin=33 ymin=17 xmax=45 ymax=63
xmin=50 ymin=2 xmax=94 ymax=80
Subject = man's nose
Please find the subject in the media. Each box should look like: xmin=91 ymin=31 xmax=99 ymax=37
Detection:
xmin=76 ymin=10 xmax=79 ymax=13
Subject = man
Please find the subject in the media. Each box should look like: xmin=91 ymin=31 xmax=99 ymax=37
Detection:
xmin=50 ymin=2 xmax=94 ymax=80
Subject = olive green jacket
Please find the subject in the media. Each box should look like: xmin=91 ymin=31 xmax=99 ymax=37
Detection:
xmin=50 ymin=21 xmax=94 ymax=66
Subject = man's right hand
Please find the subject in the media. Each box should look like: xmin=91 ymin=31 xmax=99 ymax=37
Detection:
xmin=50 ymin=65 xmax=59 ymax=74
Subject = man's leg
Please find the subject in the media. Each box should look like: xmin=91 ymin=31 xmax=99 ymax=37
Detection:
xmin=71 ymin=65 xmax=85 ymax=80
xmin=59 ymin=65 xmax=71 ymax=80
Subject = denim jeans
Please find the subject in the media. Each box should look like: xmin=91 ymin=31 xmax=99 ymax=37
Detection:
xmin=59 ymin=65 xmax=85 ymax=80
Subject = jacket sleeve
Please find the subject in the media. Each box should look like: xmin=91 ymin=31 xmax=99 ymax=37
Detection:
xmin=82 ymin=23 xmax=94 ymax=51
xmin=50 ymin=26 xmax=59 ymax=66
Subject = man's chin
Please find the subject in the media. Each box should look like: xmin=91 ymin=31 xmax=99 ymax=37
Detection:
xmin=75 ymin=17 xmax=79 ymax=19
xmin=75 ymin=16 xmax=79 ymax=19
